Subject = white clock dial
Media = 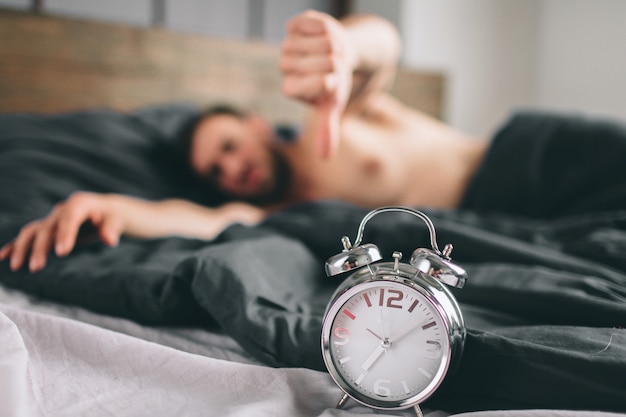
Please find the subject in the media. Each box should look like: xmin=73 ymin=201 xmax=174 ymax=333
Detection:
xmin=325 ymin=280 xmax=450 ymax=407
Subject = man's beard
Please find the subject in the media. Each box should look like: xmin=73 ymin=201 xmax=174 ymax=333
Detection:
xmin=242 ymin=149 xmax=291 ymax=206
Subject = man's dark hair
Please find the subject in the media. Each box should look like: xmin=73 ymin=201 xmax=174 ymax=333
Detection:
xmin=177 ymin=104 xmax=248 ymax=164
xmin=173 ymin=104 xmax=248 ymax=205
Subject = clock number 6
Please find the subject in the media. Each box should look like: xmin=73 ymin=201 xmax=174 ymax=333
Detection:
xmin=373 ymin=379 xmax=392 ymax=397
xmin=333 ymin=327 xmax=350 ymax=346
xmin=378 ymin=288 xmax=403 ymax=309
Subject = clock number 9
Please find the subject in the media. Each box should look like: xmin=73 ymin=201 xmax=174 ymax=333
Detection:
xmin=333 ymin=327 xmax=350 ymax=346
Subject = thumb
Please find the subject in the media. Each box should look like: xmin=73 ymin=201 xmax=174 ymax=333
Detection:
xmin=316 ymin=102 xmax=341 ymax=159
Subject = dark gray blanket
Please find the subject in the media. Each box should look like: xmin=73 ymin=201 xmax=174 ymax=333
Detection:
xmin=1 ymin=105 xmax=625 ymax=413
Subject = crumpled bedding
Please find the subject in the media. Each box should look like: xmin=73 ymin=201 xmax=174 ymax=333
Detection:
xmin=1 ymin=104 xmax=626 ymax=415
xmin=1 ymin=302 xmax=624 ymax=417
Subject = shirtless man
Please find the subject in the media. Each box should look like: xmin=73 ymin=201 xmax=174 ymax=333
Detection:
xmin=0 ymin=10 xmax=487 ymax=272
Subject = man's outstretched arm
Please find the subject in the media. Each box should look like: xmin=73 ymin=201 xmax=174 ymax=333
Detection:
xmin=0 ymin=192 xmax=265 ymax=273
xmin=280 ymin=10 xmax=402 ymax=158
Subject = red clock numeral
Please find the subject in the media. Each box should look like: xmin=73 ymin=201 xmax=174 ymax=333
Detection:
xmin=342 ymin=309 xmax=356 ymax=320
xmin=363 ymin=293 xmax=372 ymax=307
xmin=365 ymin=289 xmax=405 ymax=309
xmin=333 ymin=327 xmax=350 ymax=346
xmin=386 ymin=289 xmax=403 ymax=309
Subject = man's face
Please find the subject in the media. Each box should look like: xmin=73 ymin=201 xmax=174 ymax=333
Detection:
xmin=189 ymin=114 xmax=282 ymax=201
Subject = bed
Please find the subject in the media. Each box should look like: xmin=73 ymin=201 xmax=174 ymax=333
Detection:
xmin=1 ymin=7 xmax=625 ymax=417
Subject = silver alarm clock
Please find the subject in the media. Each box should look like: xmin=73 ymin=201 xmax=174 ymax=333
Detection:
xmin=321 ymin=206 xmax=467 ymax=417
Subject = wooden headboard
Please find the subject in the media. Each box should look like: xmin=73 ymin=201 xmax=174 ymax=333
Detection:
xmin=0 ymin=8 xmax=444 ymax=123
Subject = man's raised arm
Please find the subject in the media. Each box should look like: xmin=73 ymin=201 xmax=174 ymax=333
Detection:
xmin=340 ymin=13 xmax=402 ymax=110
xmin=280 ymin=10 xmax=402 ymax=159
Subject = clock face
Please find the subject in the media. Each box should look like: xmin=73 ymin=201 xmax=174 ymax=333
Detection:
xmin=322 ymin=280 xmax=450 ymax=408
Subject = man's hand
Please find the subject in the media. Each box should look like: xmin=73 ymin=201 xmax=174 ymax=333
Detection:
xmin=280 ymin=10 xmax=356 ymax=159
xmin=0 ymin=192 xmax=125 ymax=272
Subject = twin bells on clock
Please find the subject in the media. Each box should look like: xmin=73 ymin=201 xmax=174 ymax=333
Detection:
xmin=320 ymin=206 xmax=467 ymax=416
xmin=325 ymin=209 xmax=467 ymax=289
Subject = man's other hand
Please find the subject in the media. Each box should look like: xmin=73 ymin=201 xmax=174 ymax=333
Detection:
xmin=0 ymin=192 xmax=124 ymax=273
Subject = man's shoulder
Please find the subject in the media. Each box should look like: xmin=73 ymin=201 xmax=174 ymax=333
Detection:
xmin=345 ymin=92 xmax=409 ymax=125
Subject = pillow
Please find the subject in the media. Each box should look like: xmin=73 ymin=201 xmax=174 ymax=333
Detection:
xmin=0 ymin=103 xmax=222 ymax=243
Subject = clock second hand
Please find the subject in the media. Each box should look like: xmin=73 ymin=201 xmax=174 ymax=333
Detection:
xmin=379 ymin=302 xmax=389 ymax=339
xmin=390 ymin=319 xmax=427 ymax=344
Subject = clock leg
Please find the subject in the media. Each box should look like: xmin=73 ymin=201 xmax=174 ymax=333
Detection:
xmin=413 ymin=405 xmax=424 ymax=417
xmin=336 ymin=393 xmax=349 ymax=409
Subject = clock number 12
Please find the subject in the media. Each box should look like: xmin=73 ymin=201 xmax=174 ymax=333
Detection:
xmin=363 ymin=289 xmax=403 ymax=309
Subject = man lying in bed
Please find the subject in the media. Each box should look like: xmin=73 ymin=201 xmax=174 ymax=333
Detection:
xmin=2 ymin=10 xmax=626 ymax=273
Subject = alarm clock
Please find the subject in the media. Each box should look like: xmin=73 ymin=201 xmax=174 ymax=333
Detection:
xmin=321 ymin=206 xmax=467 ymax=417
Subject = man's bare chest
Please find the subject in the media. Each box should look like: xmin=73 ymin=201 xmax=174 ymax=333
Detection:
xmin=286 ymin=117 xmax=415 ymax=206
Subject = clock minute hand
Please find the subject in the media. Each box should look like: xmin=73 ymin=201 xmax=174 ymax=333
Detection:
xmin=389 ymin=320 xmax=423 ymax=344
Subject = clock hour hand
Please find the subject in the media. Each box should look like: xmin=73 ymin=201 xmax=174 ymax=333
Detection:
xmin=361 ymin=344 xmax=386 ymax=371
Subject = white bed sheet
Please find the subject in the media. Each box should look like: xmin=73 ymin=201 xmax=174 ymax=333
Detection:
xmin=0 ymin=286 xmax=623 ymax=417
xmin=0 ymin=302 xmax=423 ymax=417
